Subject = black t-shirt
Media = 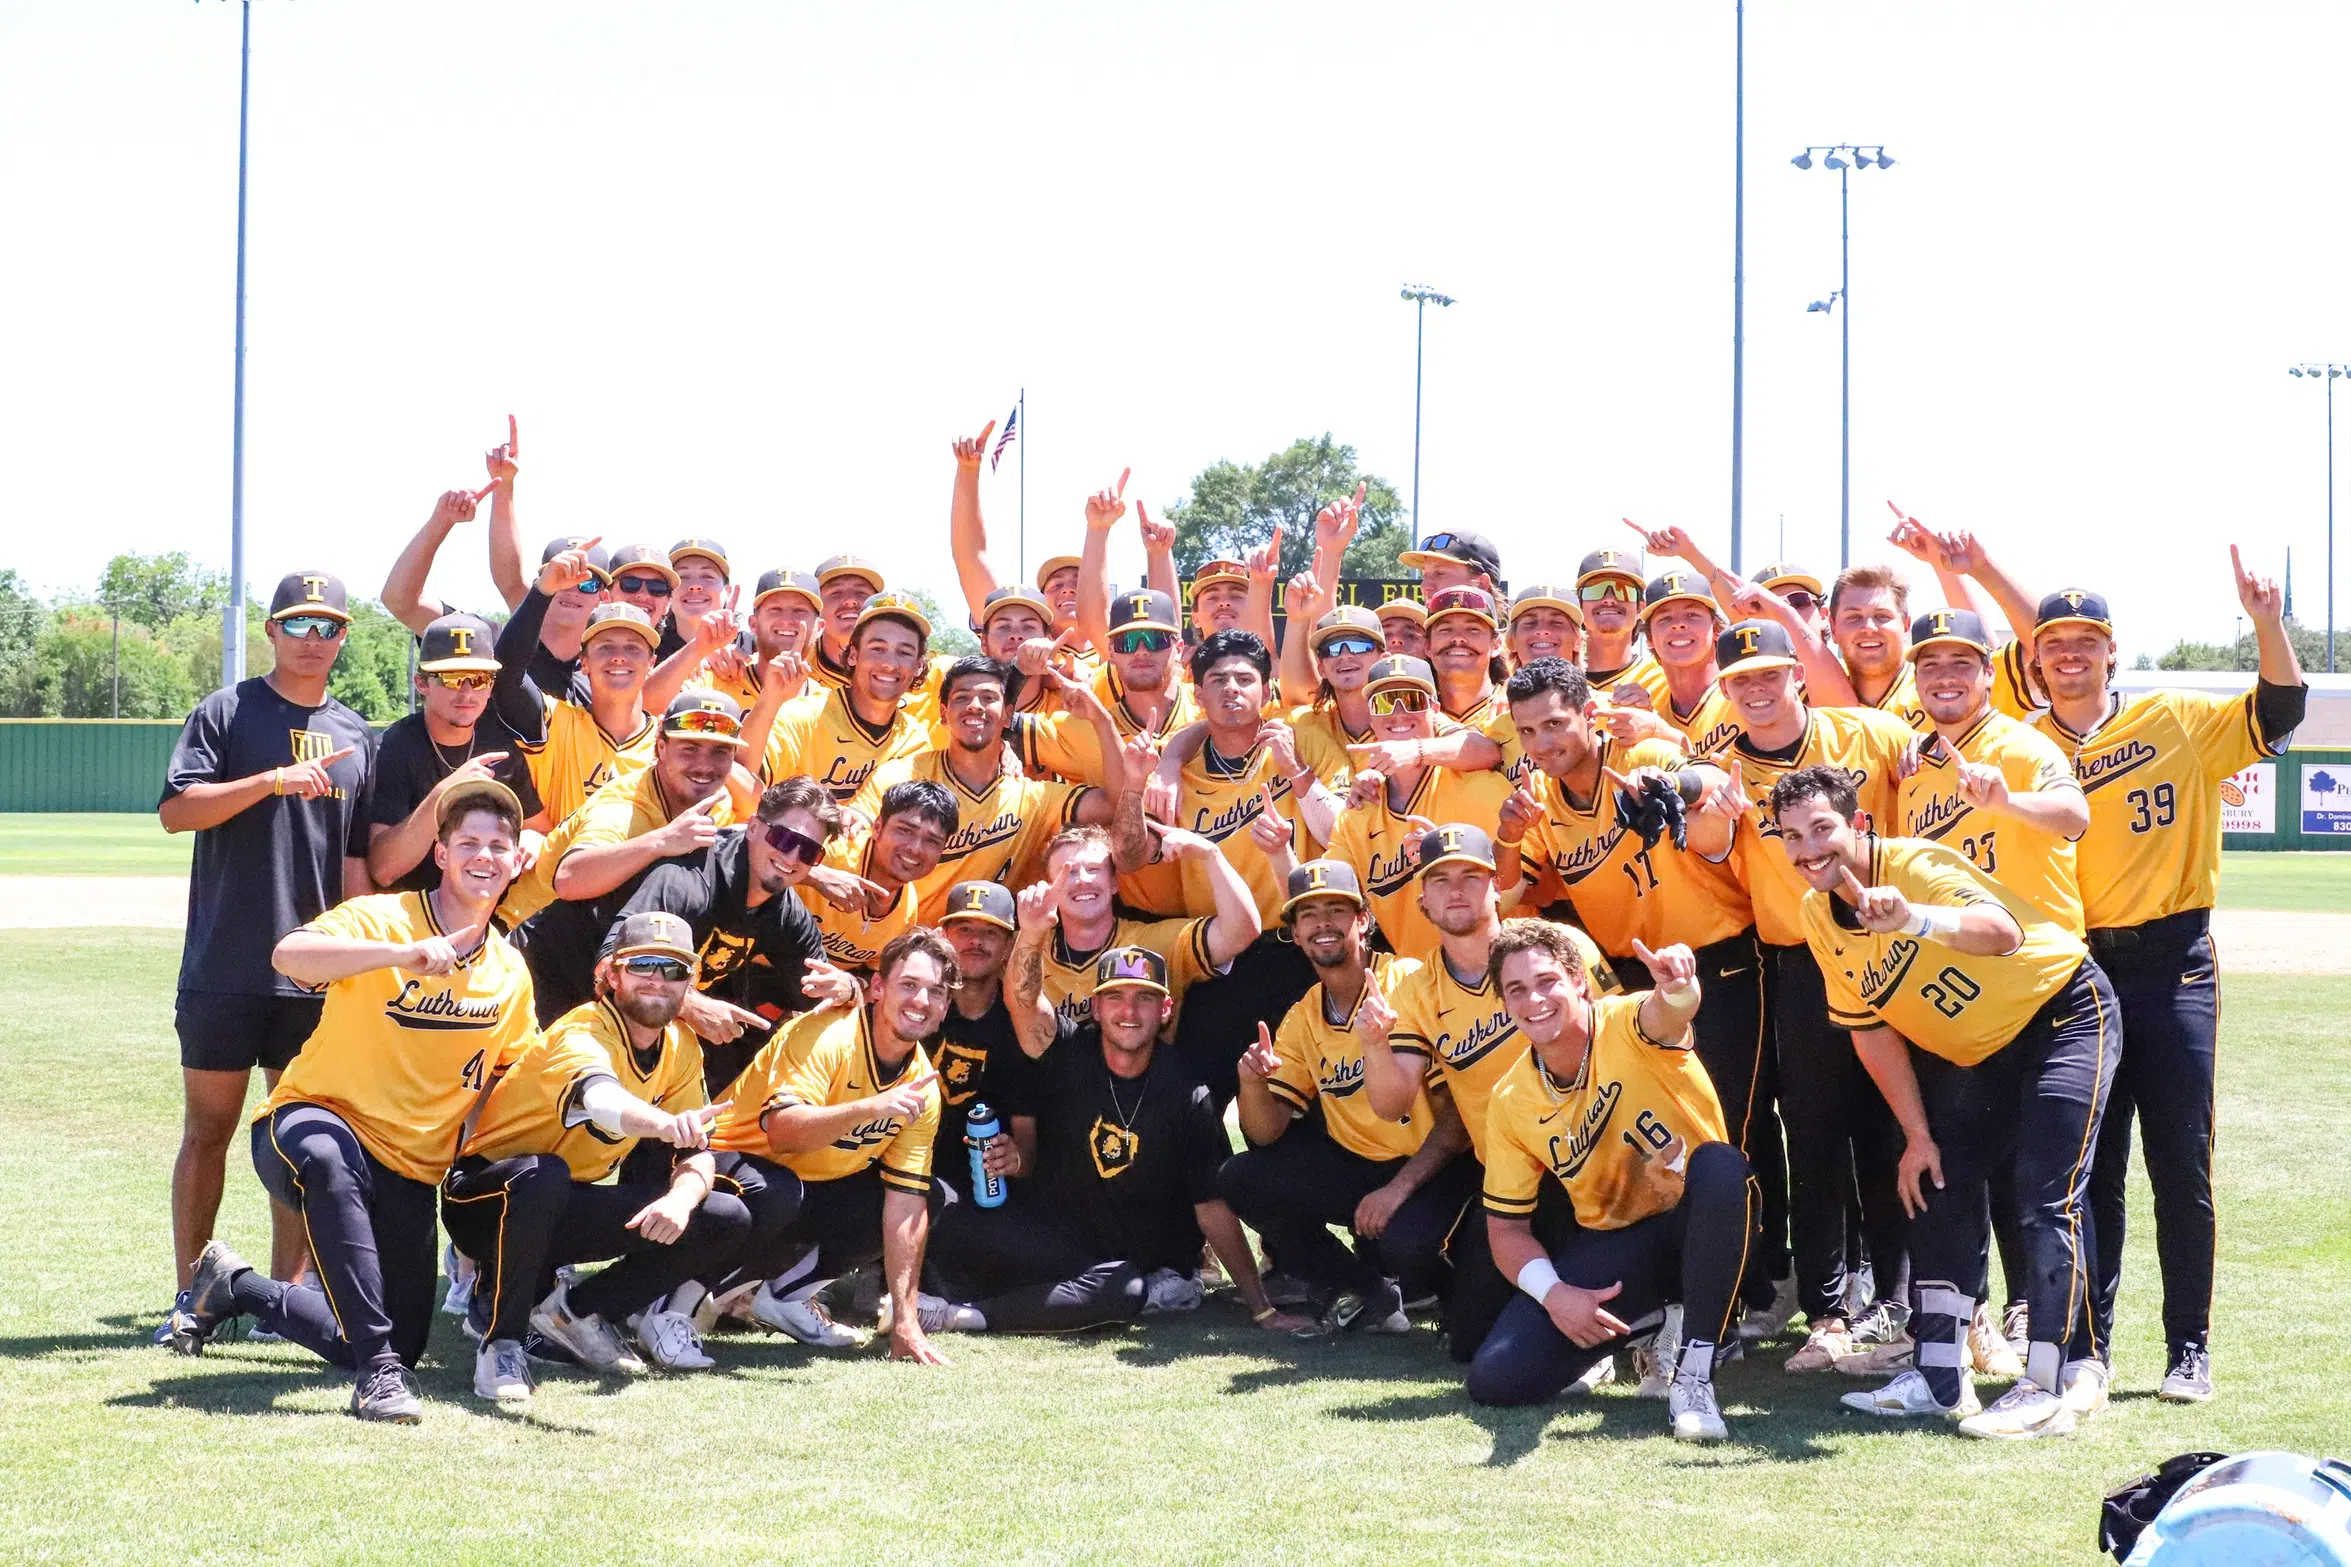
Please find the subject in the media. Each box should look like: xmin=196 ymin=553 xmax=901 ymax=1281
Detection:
xmin=364 ymin=713 xmax=546 ymax=892
xmin=932 ymin=996 xmax=1039 ymax=1187
xmin=1026 ymin=1020 xmax=1227 ymax=1273
xmin=617 ymin=829 xmax=828 ymax=1022
xmin=162 ymin=677 xmax=376 ymax=997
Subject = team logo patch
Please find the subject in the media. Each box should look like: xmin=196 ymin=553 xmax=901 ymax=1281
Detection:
xmin=1090 ymin=1118 xmax=1140 ymax=1179
xmin=934 ymin=1041 xmax=988 ymax=1107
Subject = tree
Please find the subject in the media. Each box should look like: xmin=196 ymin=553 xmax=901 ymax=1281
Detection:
xmin=325 ymin=602 xmax=420 ymax=722
xmin=2153 ymin=618 xmax=2329 ymax=672
xmin=1163 ymin=435 xmax=1408 ymax=584
xmin=26 ymin=610 xmax=198 ymax=718
xmin=0 ymin=570 xmax=45 ymax=715
xmin=93 ymin=552 xmax=232 ymax=635
xmin=903 ymin=587 xmax=980 ymax=658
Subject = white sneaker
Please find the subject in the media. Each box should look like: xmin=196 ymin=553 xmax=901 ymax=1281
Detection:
xmin=2059 ymin=1358 xmax=2110 ymax=1422
xmin=441 ymin=1244 xmax=476 ymax=1318
xmin=528 ymin=1282 xmax=647 ymax=1374
xmin=1840 ymin=1368 xmax=1979 ymax=1420
xmin=1958 ymin=1378 xmax=2074 ymax=1441
xmin=1737 ymin=1275 xmax=1801 ymax=1342
xmin=750 ymin=1283 xmax=862 ymax=1348
xmin=1572 ymin=1356 xmax=1616 ymax=1394
xmin=1141 ymin=1269 xmax=1205 ymax=1314
xmin=1669 ymin=1374 xmax=1728 ymax=1442
xmin=1633 ymin=1303 xmax=1682 ymax=1398
xmin=634 ymin=1309 xmax=715 ymax=1371
xmin=876 ymin=1292 xmax=988 ymax=1334
xmin=1968 ymin=1303 xmax=2023 ymax=1379
xmin=472 ymin=1338 xmax=533 ymax=1402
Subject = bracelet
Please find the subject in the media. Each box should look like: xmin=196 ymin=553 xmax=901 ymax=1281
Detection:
xmin=271 ymin=768 xmax=284 ymax=796
xmin=1899 ymin=906 xmax=1963 ymax=943
xmin=1252 ymin=1305 xmax=1278 ymax=1324
xmin=1515 ymin=1256 xmax=1562 ymax=1302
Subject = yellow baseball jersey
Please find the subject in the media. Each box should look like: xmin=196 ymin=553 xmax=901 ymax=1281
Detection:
xmin=1266 ymin=954 xmax=1433 ymax=1163
xmin=1444 ymin=690 xmax=1532 ymax=787
xmin=1482 ymin=991 xmax=1728 ymax=1232
xmin=1991 ymin=642 xmax=2043 ymax=721
xmin=1848 ymin=663 xmax=1928 ymax=732
xmin=1727 ymin=705 xmax=1917 ymax=946
xmin=1800 ymin=835 xmax=2088 ymax=1066
xmin=1897 ymin=710 xmax=2084 ymax=934
xmin=1159 ymin=738 xmax=1313 ymax=925
xmin=1664 ymin=679 xmax=1742 ymax=759
xmin=1517 ymin=738 xmax=1752 ymax=958
xmin=1039 ymin=917 xmax=1219 ymax=1030
xmin=499 ymin=765 xmax=737 ymax=927
xmin=1289 ymin=701 xmax=1373 ymax=791
xmin=2033 ymin=688 xmax=2282 ymax=930
xmin=257 ymin=892 xmax=538 ymax=1184
xmin=525 ymin=698 xmax=658 ymax=827
xmin=761 ymin=687 xmax=928 ymax=806
xmin=1387 ymin=926 xmax=1618 ymax=1158
xmin=1589 ymin=654 xmax=1672 ymax=709
xmin=865 ymin=748 xmax=1092 ymax=924
xmin=709 ymin=1004 xmax=939 ymax=1193
xmin=796 ymin=822 xmax=921 ymax=973
xmin=1324 ymin=766 xmax=1515 ymax=960
xmin=460 ymin=999 xmax=707 ymax=1183
xmin=806 ymin=639 xmax=854 ymax=693
xmin=1011 ymin=671 xmax=1201 ymax=787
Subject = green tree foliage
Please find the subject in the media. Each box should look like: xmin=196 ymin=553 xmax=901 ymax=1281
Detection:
xmin=903 ymin=587 xmax=980 ymax=658
xmin=94 ymin=553 xmax=232 ymax=635
xmin=0 ymin=570 xmax=46 ymax=714
xmin=324 ymin=602 xmax=420 ymax=722
xmin=1163 ymin=435 xmax=1408 ymax=584
xmin=27 ymin=611 xmax=199 ymax=718
xmin=2153 ymin=618 xmax=2330 ymax=672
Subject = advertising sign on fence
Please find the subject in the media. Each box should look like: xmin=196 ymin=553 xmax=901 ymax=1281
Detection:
xmin=2220 ymin=763 xmax=2277 ymax=835
xmin=2302 ymin=765 xmax=2351 ymax=837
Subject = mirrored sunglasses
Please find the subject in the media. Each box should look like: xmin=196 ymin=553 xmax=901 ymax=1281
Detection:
xmin=1315 ymin=634 xmax=1382 ymax=658
xmin=762 ymin=821 xmax=825 ymax=864
xmin=1579 ymin=580 xmax=1638 ymax=603
xmin=619 ymin=956 xmax=692 ymax=983
xmin=1369 ymin=688 xmax=1430 ymax=715
xmin=1782 ymin=590 xmax=1820 ymax=613
xmin=667 ymin=709 xmax=741 ymax=737
xmin=1111 ymin=629 xmax=1174 ymax=654
xmin=429 ymin=672 xmax=492 ymax=691
xmin=276 ymin=615 xmax=346 ymax=640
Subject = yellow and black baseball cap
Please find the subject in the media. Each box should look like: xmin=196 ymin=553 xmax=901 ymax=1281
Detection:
xmin=1093 ymin=945 xmax=1170 ymax=997
xmin=1508 ymin=584 xmax=1584 ymax=628
xmin=418 ymin=612 xmax=501 ymax=674
xmin=1108 ymin=588 xmax=1180 ymax=637
xmin=980 ymin=584 xmax=1054 ymax=631
xmin=581 ymin=601 xmax=661 ymax=650
xmin=1034 ymin=555 xmax=1082 ymax=593
xmin=1401 ymin=530 xmax=1503 ymax=579
xmin=1192 ymin=558 xmax=1251 ymax=592
xmin=816 ymin=554 xmax=886 ymax=593
xmin=267 ymin=571 xmax=350 ymax=623
xmin=1364 ymin=653 xmax=1437 ymax=695
xmin=1715 ymin=619 xmax=1802 ymax=679
xmin=610 ymin=910 xmax=699 ymax=966
xmin=2034 ymin=588 xmax=2113 ymax=638
xmin=852 ymin=590 xmax=934 ymax=641
xmin=1374 ymin=595 xmax=1428 ymax=628
xmin=1416 ymin=821 xmax=1499 ymax=876
xmin=661 ymin=689 xmax=747 ymax=746
xmin=1754 ymin=562 xmax=1825 ymax=599
xmin=668 ymin=537 xmax=731 ymax=577
xmin=1425 ymin=585 xmax=1500 ymax=630
xmin=1281 ymin=859 xmax=1367 ymax=921
xmin=753 ymin=568 xmax=822 ymax=610
xmin=435 ymin=776 xmax=523 ymax=836
xmin=1575 ymin=548 xmax=1645 ymax=589
xmin=1908 ymin=608 xmax=1993 ymax=659
xmin=940 ymin=881 xmax=1017 ymax=932
xmin=1641 ymin=571 xmax=1719 ymax=624
xmin=1310 ymin=605 xmax=1385 ymax=651
xmin=604 ymin=544 xmax=679 ymax=590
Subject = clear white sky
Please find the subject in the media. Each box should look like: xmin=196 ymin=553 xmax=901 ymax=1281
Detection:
xmin=3 ymin=1 xmax=2347 ymax=661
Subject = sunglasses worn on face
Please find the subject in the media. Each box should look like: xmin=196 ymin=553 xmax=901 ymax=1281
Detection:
xmin=1579 ymin=581 xmax=1638 ymax=603
xmin=430 ymin=672 xmax=492 ymax=691
xmin=1112 ymin=629 xmax=1174 ymax=654
xmin=620 ymin=956 xmax=692 ymax=983
xmin=668 ymin=710 xmax=741 ymax=737
xmin=1369 ymin=688 xmax=1430 ymax=715
xmin=276 ymin=615 xmax=346 ymax=640
xmin=1316 ymin=634 xmax=1382 ymax=658
xmin=613 ymin=575 xmax=673 ymax=598
xmin=1783 ymin=591 xmax=1820 ymax=613
xmin=763 ymin=821 xmax=825 ymax=864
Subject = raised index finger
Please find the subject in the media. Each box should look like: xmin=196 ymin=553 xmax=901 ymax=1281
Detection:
xmin=508 ymin=413 xmax=519 ymax=456
xmin=1114 ymin=467 xmax=1130 ymax=500
xmin=2229 ymin=543 xmax=2247 ymax=581
xmin=1834 ymin=864 xmax=1869 ymax=905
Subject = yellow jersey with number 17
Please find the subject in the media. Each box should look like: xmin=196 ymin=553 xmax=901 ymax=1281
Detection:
xmin=257 ymin=892 xmax=539 ymax=1184
xmin=1800 ymin=835 xmax=2087 ymax=1067
xmin=2031 ymin=688 xmax=2283 ymax=930
xmin=1897 ymin=710 xmax=2084 ymax=935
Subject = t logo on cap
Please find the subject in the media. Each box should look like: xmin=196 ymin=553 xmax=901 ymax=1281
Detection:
xmin=301 ymin=575 xmax=330 ymax=603
xmin=1440 ymin=826 xmax=1463 ymax=853
xmin=1128 ymin=594 xmax=1152 ymax=619
xmin=448 ymin=627 xmax=476 ymax=657
xmin=2061 ymin=590 xmax=2086 ymax=610
xmin=1304 ymin=864 xmax=1329 ymax=890
xmin=961 ymin=886 xmax=988 ymax=911
xmin=1734 ymin=626 xmax=1763 ymax=657
xmin=1928 ymin=610 xmax=1954 ymax=638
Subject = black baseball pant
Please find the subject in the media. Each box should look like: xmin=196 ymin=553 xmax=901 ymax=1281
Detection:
xmin=727 ymin=1162 xmax=887 ymax=1291
xmin=1219 ymin=1130 xmax=1478 ymax=1306
xmin=924 ymin=1188 xmax=1146 ymax=1332
xmin=1442 ymin=1166 xmax=1572 ymax=1364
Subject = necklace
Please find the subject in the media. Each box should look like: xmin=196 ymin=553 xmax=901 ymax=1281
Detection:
xmin=427 ymin=733 xmax=475 ymax=777
xmin=1105 ymin=1066 xmax=1148 ymax=1130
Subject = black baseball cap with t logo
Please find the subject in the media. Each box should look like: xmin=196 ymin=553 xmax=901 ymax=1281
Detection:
xmin=1400 ymin=530 xmax=1503 ymax=580
xmin=1716 ymin=620 xmax=1801 ymax=679
xmin=267 ymin=571 xmax=350 ymax=623
xmin=1108 ymin=588 xmax=1180 ymax=637
xmin=2034 ymin=589 xmax=2114 ymax=638
xmin=1908 ymin=608 xmax=1993 ymax=659
xmin=1280 ymin=858 xmax=1366 ymax=921
xmin=1415 ymin=822 xmax=1499 ymax=876
xmin=418 ymin=612 xmax=501 ymax=673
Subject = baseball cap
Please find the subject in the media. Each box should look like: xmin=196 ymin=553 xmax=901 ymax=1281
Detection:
xmin=1034 ymin=555 xmax=1082 ymax=593
xmin=581 ymin=602 xmax=661 ymax=650
xmin=609 ymin=910 xmax=699 ymax=966
xmin=1908 ymin=608 xmax=1993 ymax=659
xmin=1373 ymin=595 xmax=1428 ymax=627
xmin=604 ymin=544 xmax=679 ymax=589
xmin=1575 ymin=548 xmax=1645 ymax=588
xmin=1280 ymin=859 xmax=1366 ymax=920
xmin=816 ymin=554 xmax=887 ymax=593
xmin=2034 ymin=589 xmax=2114 ymax=638
xmin=1508 ymin=584 xmax=1584 ymax=626
xmin=1716 ymin=620 xmax=1802 ymax=679
xmin=418 ymin=612 xmax=501 ymax=674
xmin=540 ymin=536 xmax=612 ymax=586
xmin=1425 ymin=586 xmax=1500 ymax=630
xmin=980 ymin=584 xmax=1053 ymax=630
xmin=1400 ymin=530 xmax=1503 ymax=580
xmin=753 ymin=568 xmax=822 ymax=610
xmin=1754 ymin=562 xmax=1825 ymax=599
xmin=1092 ymin=945 xmax=1170 ymax=997
xmin=661 ymin=689 xmax=746 ymax=745
xmin=1310 ymin=605 xmax=1385 ymax=650
xmin=1364 ymin=653 xmax=1437 ymax=695
xmin=267 ymin=572 xmax=350 ymax=623
xmin=940 ymin=881 xmax=1017 ymax=931
xmin=435 ymin=776 xmax=522 ymax=837
xmin=668 ymin=537 xmax=730 ymax=576
xmin=1642 ymin=571 xmax=1719 ymax=623
xmin=1108 ymin=588 xmax=1180 ymax=637
xmin=1415 ymin=822 xmax=1499 ymax=876
xmin=852 ymin=590 xmax=933 ymax=642
xmin=1192 ymin=558 xmax=1251 ymax=592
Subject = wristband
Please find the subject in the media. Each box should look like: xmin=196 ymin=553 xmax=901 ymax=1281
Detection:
xmin=1515 ymin=1256 xmax=1562 ymax=1302
xmin=1899 ymin=906 xmax=1962 ymax=943
xmin=1252 ymin=1305 xmax=1278 ymax=1324
xmin=1655 ymin=976 xmax=1700 ymax=1006
xmin=271 ymin=768 xmax=284 ymax=796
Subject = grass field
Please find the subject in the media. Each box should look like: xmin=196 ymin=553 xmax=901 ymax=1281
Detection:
xmin=2 ymin=928 xmax=2346 ymax=1564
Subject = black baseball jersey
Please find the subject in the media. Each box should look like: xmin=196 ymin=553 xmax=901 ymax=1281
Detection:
xmin=931 ymin=997 xmax=1039 ymax=1190
xmin=162 ymin=677 xmax=375 ymax=998
xmin=615 ymin=828 xmax=827 ymax=1024
xmin=364 ymin=713 xmax=545 ymax=892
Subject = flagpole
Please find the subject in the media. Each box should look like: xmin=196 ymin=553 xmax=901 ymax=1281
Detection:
xmin=1017 ymin=387 xmax=1027 ymax=582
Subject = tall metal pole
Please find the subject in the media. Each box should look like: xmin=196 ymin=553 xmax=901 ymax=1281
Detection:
xmin=1838 ymin=160 xmax=1851 ymax=569
xmin=1017 ymin=386 xmax=1026 ymax=583
xmin=1729 ymin=0 xmax=1745 ymax=572
xmin=225 ymin=0 xmax=253 ymax=687
xmin=2329 ymin=372 xmax=2336 ymax=673
xmin=1411 ymin=298 xmax=1426 ymax=530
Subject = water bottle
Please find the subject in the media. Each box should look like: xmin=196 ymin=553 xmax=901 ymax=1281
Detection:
xmin=965 ymin=1102 xmax=1006 ymax=1209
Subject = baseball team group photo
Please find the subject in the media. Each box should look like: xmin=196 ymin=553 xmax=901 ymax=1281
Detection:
xmin=4 ymin=3 xmax=2349 ymax=1564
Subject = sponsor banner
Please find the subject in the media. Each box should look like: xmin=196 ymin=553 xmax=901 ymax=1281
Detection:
xmin=2219 ymin=763 xmax=2275 ymax=834
xmin=2303 ymin=765 xmax=2351 ymax=837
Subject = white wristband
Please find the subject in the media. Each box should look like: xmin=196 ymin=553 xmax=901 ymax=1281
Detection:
xmin=1515 ymin=1256 xmax=1562 ymax=1302
xmin=1900 ymin=906 xmax=1962 ymax=943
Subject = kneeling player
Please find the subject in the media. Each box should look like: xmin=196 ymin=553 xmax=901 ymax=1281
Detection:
xmin=170 ymin=781 xmax=538 ymax=1423
xmin=1467 ymin=921 xmax=1751 ymax=1444
xmin=1770 ymin=766 xmax=2117 ymax=1437
xmin=443 ymin=912 xmax=749 ymax=1400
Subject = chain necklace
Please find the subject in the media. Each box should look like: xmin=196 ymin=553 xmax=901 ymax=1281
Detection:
xmin=1105 ymin=1064 xmax=1149 ymax=1131
xmin=427 ymin=731 xmax=477 ymax=778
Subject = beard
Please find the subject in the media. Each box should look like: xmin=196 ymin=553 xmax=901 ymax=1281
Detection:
xmin=615 ymin=988 xmax=685 ymax=1030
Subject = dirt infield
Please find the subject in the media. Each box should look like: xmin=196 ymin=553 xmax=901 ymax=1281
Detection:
xmin=3 ymin=876 xmax=2345 ymax=974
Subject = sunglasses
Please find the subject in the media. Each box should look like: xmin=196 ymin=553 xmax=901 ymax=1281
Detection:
xmin=1782 ymin=590 xmax=1820 ymax=613
xmin=1111 ymin=629 xmax=1174 ymax=654
xmin=667 ymin=709 xmax=741 ymax=737
xmin=1369 ymin=688 xmax=1430 ymax=715
xmin=619 ymin=956 xmax=692 ymax=983
xmin=429 ymin=672 xmax=492 ymax=691
xmin=275 ymin=614 xmax=346 ymax=640
xmin=1315 ymin=634 xmax=1382 ymax=658
xmin=1419 ymin=532 xmax=1460 ymax=553
xmin=1579 ymin=581 xmax=1638 ymax=603
xmin=612 ymin=574 xmax=673 ymax=597
xmin=762 ymin=821 xmax=826 ymax=865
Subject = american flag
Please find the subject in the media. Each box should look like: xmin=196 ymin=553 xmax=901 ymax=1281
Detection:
xmin=990 ymin=402 xmax=1020 ymax=471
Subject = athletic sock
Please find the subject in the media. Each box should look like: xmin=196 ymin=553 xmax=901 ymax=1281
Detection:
xmin=1678 ymin=1340 xmax=1716 ymax=1384
xmin=227 ymin=1267 xmax=281 ymax=1321
xmin=663 ymin=1281 xmax=706 ymax=1318
xmin=2026 ymin=1340 xmax=2062 ymax=1394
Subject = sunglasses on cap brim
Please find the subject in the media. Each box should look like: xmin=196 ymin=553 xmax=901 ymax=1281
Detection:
xmin=666 ymin=710 xmax=742 ymax=739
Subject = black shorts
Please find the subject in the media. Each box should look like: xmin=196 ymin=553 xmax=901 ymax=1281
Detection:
xmin=175 ymin=990 xmax=323 ymax=1074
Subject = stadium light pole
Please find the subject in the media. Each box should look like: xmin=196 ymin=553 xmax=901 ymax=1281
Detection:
xmin=1794 ymin=143 xmax=1894 ymax=569
xmin=215 ymin=0 xmax=257 ymax=688
xmin=2289 ymin=363 xmax=2344 ymax=673
xmin=1730 ymin=0 xmax=1746 ymax=573
xmin=1401 ymin=285 xmax=1454 ymax=534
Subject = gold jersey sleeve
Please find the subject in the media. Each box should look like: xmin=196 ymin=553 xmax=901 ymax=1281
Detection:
xmin=709 ymin=1006 xmax=940 ymax=1192
xmin=1897 ymin=711 xmax=2084 ymax=934
xmin=1038 ymin=916 xmax=1219 ymax=1032
xmin=795 ymin=822 xmax=921 ymax=974
xmin=258 ymin=892 xmax=539 ymax=1184
xmin=867 ymin=751 xmax=1089 ymax=925
xmin=1517 ymin=738 xmax=1751 ymax=957
xmin=2034 ymin=687 xmax=2284 ymax=929
xmin=499 ymin=769 xmax=735 ymax=928
xmin=1165 ymin=739 xmax=1316 ymax=924
xmin=524 ymin=698 xmax=658 ymax=827
xmin=1481 ymin=991 xmax=1729 ymax=1231
xmin=1799 ymin=835 xmax=2088 ymax=1067
xmin=762 ymin=688 xmax=928 ymax=806
xmin=1325 ymin=766 xmax=1514 ymax=961
xmin=1991 ymin=641 xmax=2043 ymax=721
xmin=460 ymin=1000 xmax=707 ymax=1184
xmin=1267 ymin=954 xmax=1434 ymax=1163
xmin=1665 ymin=681 xmax=1743 ymax=759
xmin=1728 ymin=706 xmax=1916 ymax=946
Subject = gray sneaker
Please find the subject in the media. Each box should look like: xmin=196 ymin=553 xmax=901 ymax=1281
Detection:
xmin=529 ymin=1282 xmax=647 ymax=1373
xmin=351 ymin=1362 xmax=424 ymax=1423
xmin=2158 ymin=1345 xmax=2212 ymax=1403
xmin=170 ymin=1240 xmax=251 ymax=1356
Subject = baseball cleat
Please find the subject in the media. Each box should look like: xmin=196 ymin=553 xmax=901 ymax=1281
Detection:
xmin=877 ymin=1292 xmax=987 ymax=1335
xmin=529 ymin=1281 xmax=646 ymax=1373
xmin=634 ymin=1309 xmax=716 ymax=1370
xmin=351 ymin=1362 xmax=425 ymax=1423
xmin=2158 ymin=1345 xmax=2213 ymax=1404
xmin=751 ymin=1283 xmax=861 ymax=1348
xmin=1785 ymin=1321 xmax=1855 ymax=1374
xmin=1968 ymin=1303 xmax=2023 ymax=1379
xmin=472 ymin=1339 xmax=534 ymax=1402
xmin=1958 ymin=1378 xmax=2073 ymax=1440
xmin=1669 ymin=1375 xmax=1728 ymax=1442
xmin=1840 ymin=1368 xmax=1979 ymax=1420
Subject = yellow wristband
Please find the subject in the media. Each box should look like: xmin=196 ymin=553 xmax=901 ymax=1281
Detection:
xmin=272 ymin=768 xmax=283 ymax=796
xmin=1252 ymin=1305 xmax=1278 ymax=1324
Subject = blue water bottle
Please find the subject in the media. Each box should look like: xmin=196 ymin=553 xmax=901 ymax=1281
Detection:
xmin=965 ymin=1102 xmax=1006 ymax=1209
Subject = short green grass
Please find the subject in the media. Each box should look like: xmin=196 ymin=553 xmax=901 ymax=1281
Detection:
xmin=2210 ymin=851 xmax=2351 ymax=913
xmin=2 ymin=928 xmax=2346 ymax=1564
